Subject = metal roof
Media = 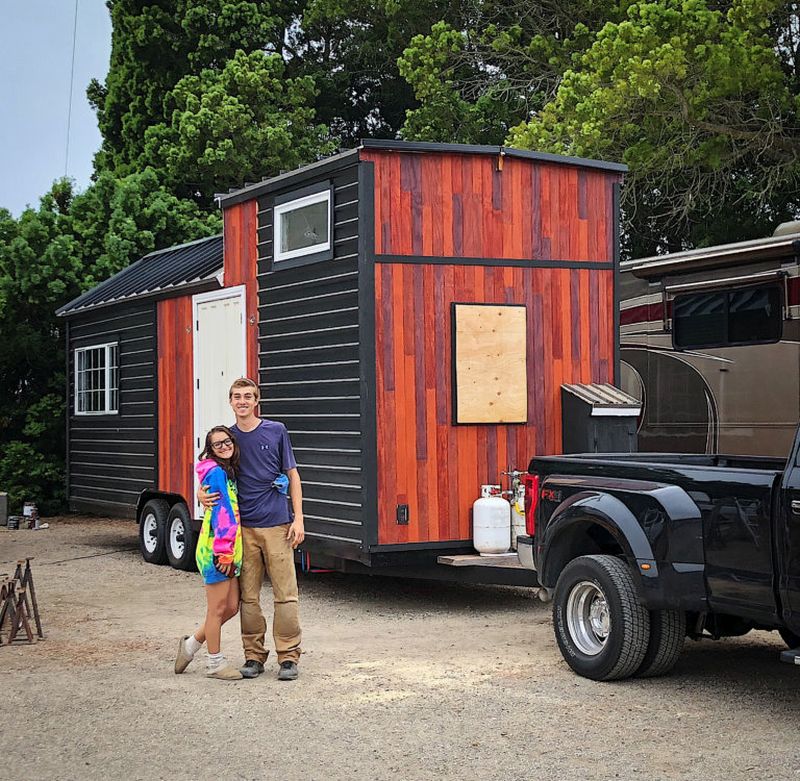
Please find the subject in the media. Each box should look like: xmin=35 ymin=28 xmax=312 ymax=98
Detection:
xmin=57 ymin=234 xmax=223 ymax=317
xmin=562 ymin=382 xmax=641 ymax=409
xmin=216 ymin=140 xmax=627 ymax=208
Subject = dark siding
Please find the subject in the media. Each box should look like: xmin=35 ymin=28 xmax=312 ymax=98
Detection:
xmin=256 ymin=162 xmax=364 ymax=552
xmin=67 ymin=301 xmax=157 ymax=516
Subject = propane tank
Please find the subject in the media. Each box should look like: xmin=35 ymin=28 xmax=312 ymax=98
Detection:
xmin=510 ymin=479 xmax=526 ymax=551
xmin=473 ymin=484 xmax=511 ymax=556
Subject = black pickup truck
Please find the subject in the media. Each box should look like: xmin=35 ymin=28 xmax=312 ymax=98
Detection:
xmin=516 ymin=425 xmax=800 ymax=681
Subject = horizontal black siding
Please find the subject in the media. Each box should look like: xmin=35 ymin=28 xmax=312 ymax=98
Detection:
xmin=257 ymin=163 xmax=364 ymax=552
xmin=67 ymin=301 xmax=157 ymax=516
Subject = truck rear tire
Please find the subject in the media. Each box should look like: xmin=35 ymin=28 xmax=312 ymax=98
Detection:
xmin=635 ymin=609 xmax=686 ymax=678
xmin=553 ymin=554 xmax=650 ymax=681
xmin=166 ymin=503 xmax=197 ymax=571
xmin=139 ymin=499 xmax=169 ymax=565
xmin=778 ymin=628 xmax=800 ymax=648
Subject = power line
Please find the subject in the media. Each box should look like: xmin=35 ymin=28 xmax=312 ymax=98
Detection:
xmin=65 ymin=0 xmax=80 ymax=179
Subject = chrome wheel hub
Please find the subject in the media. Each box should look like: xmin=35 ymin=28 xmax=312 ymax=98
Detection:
xmin=142 ymin=513 xmax=158 ymax=554
xmin=566 ymin=580 xmax=611 ymax=656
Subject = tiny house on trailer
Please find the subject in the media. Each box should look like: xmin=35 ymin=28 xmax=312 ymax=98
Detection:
xmin=58 ymin=140 xmax=625 ymax=583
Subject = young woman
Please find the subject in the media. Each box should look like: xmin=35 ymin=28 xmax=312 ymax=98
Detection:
xmin=174 ymin=426 xmax=243 ymax=680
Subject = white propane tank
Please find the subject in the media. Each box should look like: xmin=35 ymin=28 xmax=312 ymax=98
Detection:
xmin=510 ymin=481 xmax=526 ymax=551
xmin=473 ymin=485 xmax=511 ymax=556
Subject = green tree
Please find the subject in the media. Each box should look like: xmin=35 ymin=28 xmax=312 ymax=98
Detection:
xmin=0 ymin=175 xmax=217 ymax=513
xmin=508 ymin=0 xmax=800 ymax=254
xmin=143 ymin=50 xmax=333 ymax=205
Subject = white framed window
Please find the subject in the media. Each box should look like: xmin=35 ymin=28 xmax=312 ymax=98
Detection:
xmin=273 ymin=188 xmax=332 ymax=263
xmin=75 ymin=342 xmax=119 ymax=415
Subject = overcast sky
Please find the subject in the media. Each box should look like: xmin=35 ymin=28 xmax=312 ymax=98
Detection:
xmin=0 ymin=1 xmax=111 ymax=215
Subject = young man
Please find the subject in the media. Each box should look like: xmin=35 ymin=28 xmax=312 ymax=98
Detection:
xmin=200 ymin=377 xmax=304 ymax=681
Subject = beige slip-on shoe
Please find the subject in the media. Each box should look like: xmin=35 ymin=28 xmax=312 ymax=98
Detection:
xmin=206 ymin=663 xmax=243 ymax=680
xmin=174 ymin=636 xmax=195 ymax=674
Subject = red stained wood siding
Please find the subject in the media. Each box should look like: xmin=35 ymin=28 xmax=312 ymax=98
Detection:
xmin=365 ymin=149 xmax=619 ymax=545
xmin=362 ymin=150 xmax=616 ymax=262
xmin=374 ymin=263 xmax=615 ymax=544
xmin=157 ymin=295 xmax=194 ymax=500
xmin=223 ymin=201 xmax=259 ymax=378
xmin=157 ymin=207 xmax=259 ymax=500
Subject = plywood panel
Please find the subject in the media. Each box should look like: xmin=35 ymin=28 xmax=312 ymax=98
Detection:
xmin=453 ymin=304 xmax=527 ymax=423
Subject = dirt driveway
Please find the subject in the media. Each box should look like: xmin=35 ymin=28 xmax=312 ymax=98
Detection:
xmin=1 ymin=517 xmax=799 ymax=781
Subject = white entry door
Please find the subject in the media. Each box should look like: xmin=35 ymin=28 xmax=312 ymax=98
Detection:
xmin=193 ymin=286 xmax=247 ymax=516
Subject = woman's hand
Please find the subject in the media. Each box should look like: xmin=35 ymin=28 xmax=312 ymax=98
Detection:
xmin=215 ymin=560 xmax=235 ymax=578
xmin=198 ymin=484 xmax=220 ymax=509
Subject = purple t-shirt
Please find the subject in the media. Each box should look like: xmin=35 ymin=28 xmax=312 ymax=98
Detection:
xmin=230 ymin=419 xmax=297 ymax=528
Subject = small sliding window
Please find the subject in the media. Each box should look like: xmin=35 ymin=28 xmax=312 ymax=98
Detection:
xmin=75 ymin=342 xmax=119 ymax=415
xmin=672 ymin=284 xmax=782 ymax=350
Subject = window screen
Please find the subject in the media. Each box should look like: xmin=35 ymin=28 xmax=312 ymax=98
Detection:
xmin=274 ymin=190 xmax=331 ymax=262
xmin=75 ymin=343 xmax=119 ymax=414
xmin=673 ymin=284 xmax=782 ymax=350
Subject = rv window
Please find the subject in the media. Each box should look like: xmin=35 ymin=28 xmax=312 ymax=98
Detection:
xmin=75 ymin=342 xmax=119 ymax=415
xmin=273 ymin=188 xmax=331 ymax=264
xmin=672 ymin=284 xmax=782 ymax=349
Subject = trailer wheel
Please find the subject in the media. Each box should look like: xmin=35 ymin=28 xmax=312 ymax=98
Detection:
xmin=553 ymin=554 xmax=650 ymax=681
xmin=139 ymin=499 xmax=169 ymax=565
xmin=166 ymin=503 xmax=197 ymax=571
xmin=778 ymin=628 xmax=800 ymax=648
xmin=635 ymin=609 xmax=685 ymax=678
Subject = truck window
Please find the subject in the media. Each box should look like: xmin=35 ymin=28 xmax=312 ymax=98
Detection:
xmin=672 ymin=284 xmax=782 ymax=350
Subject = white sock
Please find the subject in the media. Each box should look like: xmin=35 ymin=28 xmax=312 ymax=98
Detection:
xmin=206 ymin=652 xmax=225 ymax=670
xmin=186 ymin=635 xmax=202 ymax=656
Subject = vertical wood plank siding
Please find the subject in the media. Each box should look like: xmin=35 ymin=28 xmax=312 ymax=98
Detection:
xmin=157 ymin=295 xmax=194 ymax=502
xmin=364 ymin=150 xmax=615 ymax=262
xmin=363 ymin=150 xmax=618 ymax=545
xmin=224 ymin=201 xmax=259 ymax=378
xmin=155 ymin=206 xmax=258 ymax=504
xmin=67 ymin=301 xmax=157 ymax=517
xmin=255 ymin=164 xmax=364 ymax=549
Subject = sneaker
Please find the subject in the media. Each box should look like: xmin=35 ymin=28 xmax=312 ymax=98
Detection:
xmin=240 ymin=660 xmax=265 ymax=679
xmin=174 ymin=636 xmax=194 ymax=674
xmin=278 ymin=661 xmax=299 ymax=681
xmin=206 ymin=663 xmax=243 ymax=680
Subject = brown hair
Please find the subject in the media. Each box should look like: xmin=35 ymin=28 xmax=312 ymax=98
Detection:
xmin=229 ymin=377 xmax=259 ymax=402
xmin=199 ymin=425 xmax=240 ymax=479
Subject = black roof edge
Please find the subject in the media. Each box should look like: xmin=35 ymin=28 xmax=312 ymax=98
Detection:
xmin=216 ymin=148 xmax=361 ymax=208
xmin=57 ymin=276 xmax=222 ymax=319
xmin=359 ymin=139 xmax=628 ymax=174
xmin=139 ymin=232 xmax=223 ymax=260
xmin=216 ymin=141 xmax=626 ymax=209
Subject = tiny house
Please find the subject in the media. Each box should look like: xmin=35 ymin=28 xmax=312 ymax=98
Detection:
xmin=58 ymin=141 xmax=625 ymax=580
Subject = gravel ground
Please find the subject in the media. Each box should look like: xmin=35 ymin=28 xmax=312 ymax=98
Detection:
xmin=1 ymin=517 xmax=799 ymax=781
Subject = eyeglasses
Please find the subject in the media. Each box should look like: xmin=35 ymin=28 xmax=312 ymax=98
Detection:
xmin=210 ymin=438 xmax=234 ymax=451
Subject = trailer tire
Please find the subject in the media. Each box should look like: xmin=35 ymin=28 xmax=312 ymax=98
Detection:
xmin=635 ymin=609 xmax=685 ymax=678
xmin=553 ymin=554 xmax=650 ymax=681
xmin=166 ymin=503 xmax=197 ymax=571
xmin=778 ymin=628 xmax=800 ymax=648
xmin=139 ymin=499 xmax=169 ymax=565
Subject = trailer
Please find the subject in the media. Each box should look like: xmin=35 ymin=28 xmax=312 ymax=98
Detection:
xmin=57 ymin=140 xmax=626 ymax=584
xmin=619 ymin=222 xmax=800 ymax=457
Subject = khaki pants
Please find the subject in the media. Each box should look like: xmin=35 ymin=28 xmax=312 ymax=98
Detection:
xmin=239 ymin=525 xmax=301 ymax=664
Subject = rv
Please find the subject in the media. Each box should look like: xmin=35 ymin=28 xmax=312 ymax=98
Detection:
xmin=619 ymin=223 xmax=800 ymax=457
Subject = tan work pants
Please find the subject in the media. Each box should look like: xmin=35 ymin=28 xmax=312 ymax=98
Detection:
xmin=239 ymin=525 xmax=301 ymax=664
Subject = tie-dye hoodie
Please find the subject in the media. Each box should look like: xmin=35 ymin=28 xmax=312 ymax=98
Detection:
xmin=195 ymin=459 xmax=242 ymax=585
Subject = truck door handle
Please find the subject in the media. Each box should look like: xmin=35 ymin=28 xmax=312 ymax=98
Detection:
xmin=792 ymin=500 xmax=800 ymax=515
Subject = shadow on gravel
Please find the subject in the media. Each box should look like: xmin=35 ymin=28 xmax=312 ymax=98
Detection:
xmin=298 ymin=570 xmax=541 ymax=613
